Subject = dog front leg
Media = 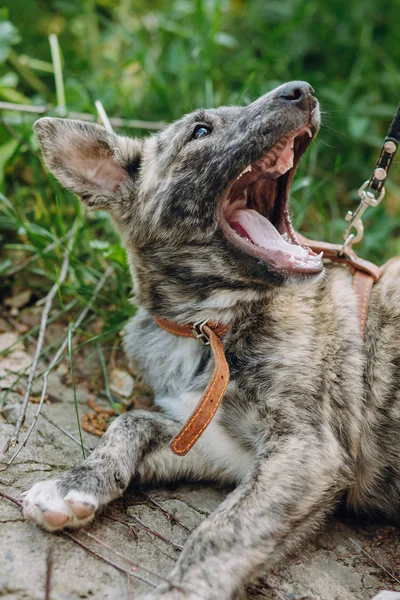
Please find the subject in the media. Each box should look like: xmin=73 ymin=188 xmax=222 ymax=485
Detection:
xmin=138 ymin=435 xmax=346 ymax=600
xmin=22 ymin=410 xmax=213 ymax=531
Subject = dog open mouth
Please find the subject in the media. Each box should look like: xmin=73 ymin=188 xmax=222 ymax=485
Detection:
xmin=220 ymin=125 xmax=323 ymax=275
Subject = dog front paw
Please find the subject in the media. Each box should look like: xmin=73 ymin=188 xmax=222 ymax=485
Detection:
xmin=22 ymin=479 xmax=98 ymax=531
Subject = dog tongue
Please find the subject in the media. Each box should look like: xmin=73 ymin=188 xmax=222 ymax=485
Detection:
xmin=230 ymin=209 xmax=310 ymax=259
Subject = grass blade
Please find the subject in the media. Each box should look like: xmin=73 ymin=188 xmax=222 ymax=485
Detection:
xmin=67 ymin=322 xmax=86 ymax=459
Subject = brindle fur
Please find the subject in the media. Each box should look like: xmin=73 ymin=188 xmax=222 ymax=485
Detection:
xmin=22 ymin=83 xmax=400 ymax=600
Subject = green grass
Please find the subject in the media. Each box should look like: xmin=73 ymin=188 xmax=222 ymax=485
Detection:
xmin=1 ymin=0 xmax=400 ymax=367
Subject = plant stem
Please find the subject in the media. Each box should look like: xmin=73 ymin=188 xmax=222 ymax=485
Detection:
xmin=49 ymin=35 xmax=66 ymax=115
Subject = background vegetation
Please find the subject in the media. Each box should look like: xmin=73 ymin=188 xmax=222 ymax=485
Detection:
xmin=1 ymin=0 xmax=400 ymax=363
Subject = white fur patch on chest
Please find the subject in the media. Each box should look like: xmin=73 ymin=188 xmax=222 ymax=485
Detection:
xmin=156 ymin=391 xmax=254 ymax=483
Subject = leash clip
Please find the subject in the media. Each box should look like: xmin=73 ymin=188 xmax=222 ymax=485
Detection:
xmin=341 ymin=181 xmax=385 ymax=254
xmin=339 ymin=116 xmax=399 ymax=255
xmin=191 ymin=319 xmax=211 ymax=345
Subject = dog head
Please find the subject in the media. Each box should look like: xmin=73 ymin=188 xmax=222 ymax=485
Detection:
xmin=35 ymin=81 xmax=322 ymax=321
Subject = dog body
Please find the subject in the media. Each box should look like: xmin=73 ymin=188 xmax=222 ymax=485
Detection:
xmin=22 ymin=82 xmax=400 ymax=599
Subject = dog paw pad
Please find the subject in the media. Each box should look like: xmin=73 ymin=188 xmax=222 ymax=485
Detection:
xmin=43 ymin=510 xmax=70 ymax=528
xmin=67 ymin=500 xmax=96 ymax=520
xmin=22 ymin=480 xmax=99 ymax=531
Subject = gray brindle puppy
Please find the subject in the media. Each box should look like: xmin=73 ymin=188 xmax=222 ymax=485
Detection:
xmin=22 ymin=82 xmax=400 ymax=600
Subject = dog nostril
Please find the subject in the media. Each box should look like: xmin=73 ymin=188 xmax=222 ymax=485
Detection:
xmin=279 ymin=81 xmax=314 ymax=110
xmin=280 ymin=87 xmax=303 ymax=102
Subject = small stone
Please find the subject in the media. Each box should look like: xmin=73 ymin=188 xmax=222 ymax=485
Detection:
xmin=0 ymin=332 xmax=23 ymax=353
xmin=56 ymin=362 xmax=69 ymax=377
xmin=363 ymin=574 xmax=377 ymax=589
xmin=109 ymin=368 xmax=134 ymax=398
xmin=5 ymin=290 xmax=32 ymax=310
xmin=0 ymin=333 xmax=31 ymax=389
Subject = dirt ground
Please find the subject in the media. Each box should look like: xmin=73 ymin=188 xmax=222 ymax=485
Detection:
xmin=1 ymin=313 xmax=400 ymax=600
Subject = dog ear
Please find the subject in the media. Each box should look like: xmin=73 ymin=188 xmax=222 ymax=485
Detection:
xmin=34 ymin=117 xmax=142 ymax=210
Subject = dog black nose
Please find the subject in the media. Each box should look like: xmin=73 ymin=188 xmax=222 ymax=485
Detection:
xmin=279 ymin=81 xmax=314 ymax=110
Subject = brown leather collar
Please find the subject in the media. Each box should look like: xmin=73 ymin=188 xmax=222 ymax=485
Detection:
xmin=297 ymin=234 xmax=381 ymax=338
xmin=153 ymin=317 xmax=229 ymax=340
xmin=153 ymin=317 xmax=230 ymax=456
xmin=154 ymin=238 xmax=381 ymax=455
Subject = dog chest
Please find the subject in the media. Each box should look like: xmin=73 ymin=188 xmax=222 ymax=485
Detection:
xmin=156 ymin=391 xmax=254 ymax=483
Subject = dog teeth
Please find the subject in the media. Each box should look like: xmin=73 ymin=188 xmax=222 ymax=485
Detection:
xmin=287 ymin=248 xmax=324 ymax=267
xmin=308 ymin=252 xmax=323 ymax=264
xmin=237 ymin=165 xmax=252 ymax=180
xmin=234 ymin=126 xmax=312 ymax=185
xmin=304 ymin=126 xmax=312 ymax=138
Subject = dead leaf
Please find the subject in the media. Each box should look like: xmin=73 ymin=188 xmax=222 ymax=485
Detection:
xmin=81 ymin=395 xmax=118 ymax=437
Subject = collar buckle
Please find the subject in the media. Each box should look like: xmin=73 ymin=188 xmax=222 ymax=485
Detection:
xmin=191 ymin=319 xmax=211 ymax=345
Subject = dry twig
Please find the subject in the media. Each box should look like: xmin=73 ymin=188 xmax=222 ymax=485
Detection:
xmin=248 ymin=580 xmax=291 ymax=600
xmin=40 ymin=412 xmax=93 ymax=454
xmin=95 ymin=100 xmax=113 ymax=133
xmin=83 ymin=530 xmax=179 ymax=587
xmin=349 ymin=537 xmax=400 ymax=586
xmin=3 ymin=220 xmax=79 ymax=454
xmin=83 ymin=530 xmax=194 ymax=594
xmin=105 ymin=513 xmax=184 ymax=552
xmin=45 ymin=547 xmax=54 ymax=600
xmin=63 ymin=531 xmax=157 ymax=588
xmin=140 ymin=490 xmax=192 ymax=533
xmin=0 ymin=488 xmax=22 ymax=507
xmin=127 ymin=574 xmax=134 ymax=600
xmin=0 ymin=489 xmax=157 ymax=588
xmin=6 ymin=238 xmax=59 ymax=276
xmin=0 ymin=265 xmax=114 ymax=470
xmin=6 ymin=235 xmax=73 ymax=276
xmin=0 ymin=101 xmax=165 ymax=130
xmin=0 ymin=489 xmax=296 ymax=600
xmin=129 ymin=513 xmax=184 ymax=551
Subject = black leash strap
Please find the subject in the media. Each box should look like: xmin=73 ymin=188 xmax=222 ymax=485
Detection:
xmin=368 ymin=103 xmax=400 ymax=193
xmin=342 ymin=102 xmax=400 ymax=251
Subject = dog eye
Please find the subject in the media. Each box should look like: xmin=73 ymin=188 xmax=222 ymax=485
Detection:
xmin=192 ymin=125 xmax=212 ymax=140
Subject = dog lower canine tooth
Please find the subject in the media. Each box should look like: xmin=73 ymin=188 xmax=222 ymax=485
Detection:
xmin=25 ymin=80 xmax=400 ymax=600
